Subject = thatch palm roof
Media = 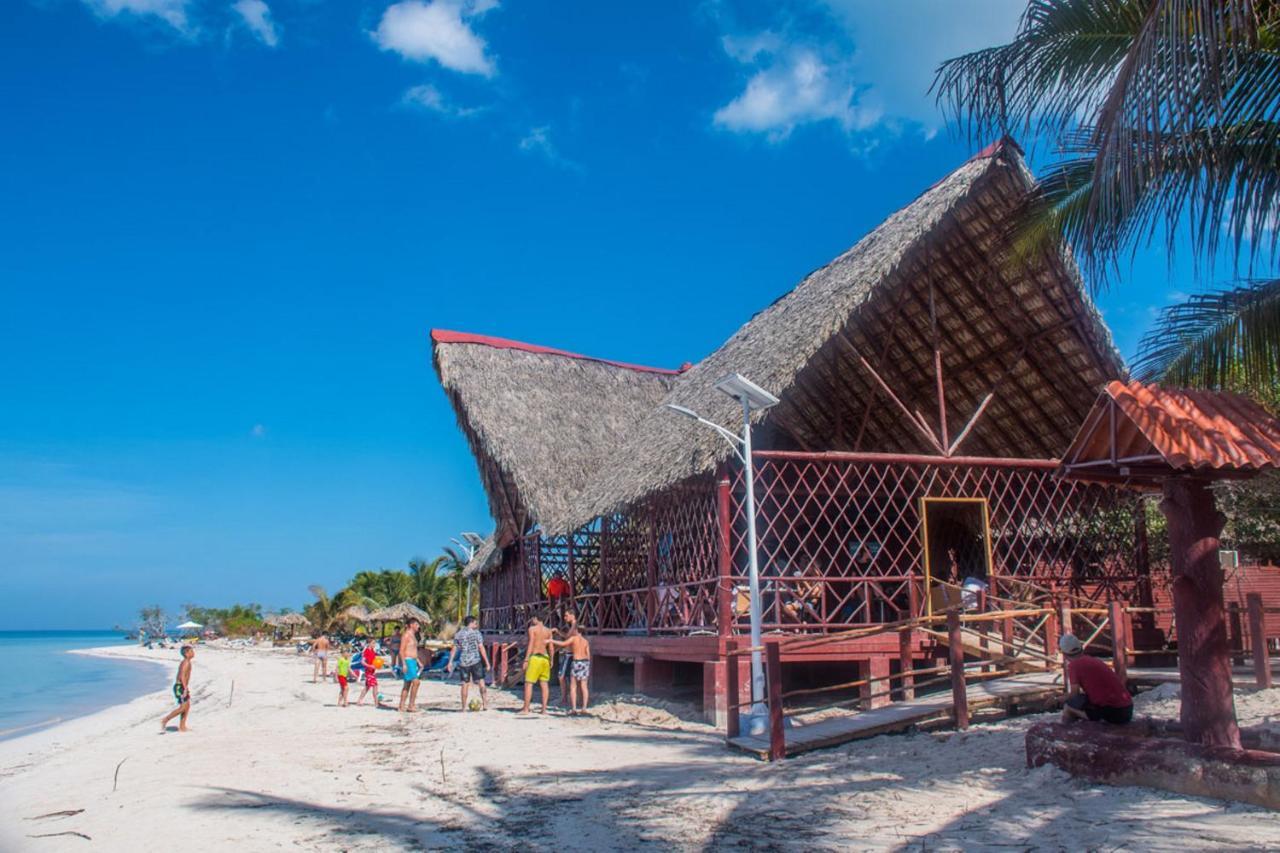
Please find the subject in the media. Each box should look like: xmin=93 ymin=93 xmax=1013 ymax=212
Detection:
xmin=432 ymin=330 xmax=679 ymax=540
xmin=278 ymin=612 xmax=311 ymax=627
xmin=339 ymin=604 xmax=372 ymax=623
xmin=462 ymin=535 xmax=501 ymax=578
xmin=558 ymin=141 xmax=1123 ymax=531
xmin=436 ymin=141 xmax=1125 ymax=537
xmin=368 ymin=601 xmax=431 ymax=624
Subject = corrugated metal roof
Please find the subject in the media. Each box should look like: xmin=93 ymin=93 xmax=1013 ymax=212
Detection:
xmin=1063 ymin=380 xmax=1280 ymax=475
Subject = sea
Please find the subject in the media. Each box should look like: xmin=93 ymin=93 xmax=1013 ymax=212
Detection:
xmin=0 ymin=630 xmax=172 ymax=741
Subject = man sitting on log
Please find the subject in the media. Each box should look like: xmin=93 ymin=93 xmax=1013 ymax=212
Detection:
xmin=1059 ymin=634 xmax=1134 ymax=726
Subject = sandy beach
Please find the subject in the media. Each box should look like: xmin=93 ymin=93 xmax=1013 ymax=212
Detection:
xmin=3 ymin=644 xmax=1280 ymax=851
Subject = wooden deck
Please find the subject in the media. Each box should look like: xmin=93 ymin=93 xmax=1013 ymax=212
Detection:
xmin=727 ymin=671 xmax=1064 ymax=759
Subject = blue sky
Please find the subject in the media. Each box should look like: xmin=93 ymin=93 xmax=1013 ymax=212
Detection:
xmin=0 ymin=0 xmax=1203 ymax=629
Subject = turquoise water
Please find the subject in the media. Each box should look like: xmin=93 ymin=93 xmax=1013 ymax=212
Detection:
xmin=0 ymin=631 xmax=172 ymax=741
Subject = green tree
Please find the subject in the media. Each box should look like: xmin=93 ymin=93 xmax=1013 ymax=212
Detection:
xmin=935 ymin=0 xmax=1280 ymax=391
xmin=303 ymin=585 xmax=359 ymax=634
xmin=408 ymin=556 xmax=458 ymax=631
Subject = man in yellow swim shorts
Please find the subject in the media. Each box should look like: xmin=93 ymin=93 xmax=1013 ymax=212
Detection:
xmin=519 ymin=616 xmax=554 ymax=715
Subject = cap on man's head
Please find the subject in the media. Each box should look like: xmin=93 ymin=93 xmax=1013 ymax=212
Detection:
xmin=1058 ymin=634 xmax=1083 ymax=655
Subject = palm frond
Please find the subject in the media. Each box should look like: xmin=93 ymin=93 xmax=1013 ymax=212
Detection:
xmin=1132 ymin=278 xmax=1280 ymax=389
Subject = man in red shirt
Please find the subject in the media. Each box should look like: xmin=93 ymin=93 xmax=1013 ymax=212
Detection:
xmin=1059 ymin=634 xmax=1134 ymax=725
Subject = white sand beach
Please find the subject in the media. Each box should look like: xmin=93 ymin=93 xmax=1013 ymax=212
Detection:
xmin=4 ymin=644 xmax=1280 ymax=851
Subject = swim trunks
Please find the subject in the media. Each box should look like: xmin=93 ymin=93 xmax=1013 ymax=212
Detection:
xmin=403 ymin=658 xmax=420 ymax=683
xmin=571 ymin=659 xmax=591 ymax=680
xmin=337 ymin=675 xmax=348 ymax=688
xmin=559 ymin=652 xmax=573 ymax=679
xmin=525 ymin=653 xmax=551 ymax=683
xmin=459 ymin=661 xmax=486 ymax=683
xmin=364 ymin=670 xmax=378 ymax=689
xmin=173 ymin=683 xmax=189 ymax=705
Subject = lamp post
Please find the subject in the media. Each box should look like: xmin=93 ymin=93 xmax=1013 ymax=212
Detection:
xmin=665 ymin=372 xmax=779 ymax=735
xmin=452 ymin=532 xmax=483 ymax=617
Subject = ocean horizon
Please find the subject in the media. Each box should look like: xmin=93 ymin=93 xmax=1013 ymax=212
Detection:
xmin=0 ymin=630 xmax=171 ymax=741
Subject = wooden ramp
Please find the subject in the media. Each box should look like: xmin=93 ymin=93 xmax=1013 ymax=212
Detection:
xmin=728 ymin=671 xmax=1063 ymax=760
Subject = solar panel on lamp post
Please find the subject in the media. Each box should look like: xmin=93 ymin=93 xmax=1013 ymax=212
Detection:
xmin=665 ymin=373 xmax=779 ymax=736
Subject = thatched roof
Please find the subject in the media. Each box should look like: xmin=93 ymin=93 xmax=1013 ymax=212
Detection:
xmin=462 ymin=535 xmax=501 ymax=578
xmin=368 ymin=601 xmax=431 ymax=624
xmin=266 ymin=612 xmax=309 ymax=628
xmin=434 ymin=141 xmax=1125 ymax=537
xmin=339 ymin=604 xmax=372 ymax=623
xmin=551 ymin=140 xmax=1123 ymax=531
xmin=432 ymin=330 xmax=680 ymax=540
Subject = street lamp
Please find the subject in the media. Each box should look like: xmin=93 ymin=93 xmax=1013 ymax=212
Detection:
xmin=665 ymin=372 xmax=779 ymax=735
xmin=452 ymin=532 xmax=483 ymax=617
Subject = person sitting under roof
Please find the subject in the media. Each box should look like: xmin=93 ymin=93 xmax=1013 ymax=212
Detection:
xmin=1059 ymin=634 xmax=1134 ymax=726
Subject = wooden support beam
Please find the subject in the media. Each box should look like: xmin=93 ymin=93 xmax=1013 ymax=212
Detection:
xmin=766 ymin=640 xmax=786 ymax=761
xmin=1249 ymin=592 xmax=1272 ymax=689
xmin=856 ymin=356 xmax=947 ymax=454
xmin=725 ymin=638 xmax=741 ymax=739
xmin=898 ymin=629 xmax=915 ymax=700
xmin=929 ymin=280 xmax=950 ymax=452
xmin=1109 ymin=599 xmax=1129 ymax=683
xmin=947 ymin=608 xmax=970 ymax=729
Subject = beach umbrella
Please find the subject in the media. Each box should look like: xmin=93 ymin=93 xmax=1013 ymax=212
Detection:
xmin=176 ymin=620 xmax=203 ymax=630
xmin=339 ymin=604 xmax=371 ymax=624
xmin=368 ymin=601 xmax=431 ymax=626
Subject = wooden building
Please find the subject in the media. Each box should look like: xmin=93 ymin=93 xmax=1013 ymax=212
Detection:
xmin=434 ymin=140 xmax=1162 ymax=722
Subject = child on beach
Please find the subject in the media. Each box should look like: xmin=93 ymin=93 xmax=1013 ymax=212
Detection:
xmin=160 ymin=645 xmax=195 ymax=732
xmin=336 ymin=651 xmax=351 ymax=707
xmin=355 ymin=641 xmax=380 ymax=707
xmin=550 ymin=631 xmax=592 ymax=715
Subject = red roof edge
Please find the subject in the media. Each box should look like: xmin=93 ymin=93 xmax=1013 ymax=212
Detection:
xmin=969 ymin=135 xmax=1023 ymax=162
xmin=431 ymin=329 xmax=687 ymax=376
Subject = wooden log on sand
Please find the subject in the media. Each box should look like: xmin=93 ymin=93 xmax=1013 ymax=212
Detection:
xmin=1026 ymin=721 xmax=1280 ymax=810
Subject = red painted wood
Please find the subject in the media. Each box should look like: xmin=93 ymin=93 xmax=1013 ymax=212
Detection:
xmin=766 ymin=640 xmax=785 ymax=761
xmin=897 ymin=630 xmax=915 ymax=700
xmin=947 ymin=609 xmax=969 ymax=729
xmin=1248 ymin=592 xmax=1272 ymax=689
xmin=725 ymin=639 xmax=740 ymax=738
xmin=1109 ymin=599 xmax=1128 ymax=683
xmin=1162 ymin=478 xmax=1241 ymax=749
xmin=717 ymin=474 xmax=733 ymax=636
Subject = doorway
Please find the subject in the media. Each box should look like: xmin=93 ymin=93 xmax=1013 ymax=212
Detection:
xmin=921 ymin=498 xmax=993 ymax=615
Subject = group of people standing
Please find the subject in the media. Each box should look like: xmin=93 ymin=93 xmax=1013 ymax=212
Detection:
xmin=521 ymin=608 xmax=592 ymax=715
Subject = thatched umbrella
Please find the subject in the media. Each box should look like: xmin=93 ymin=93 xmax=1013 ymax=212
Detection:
xmin=339 ymin=604 xmax=372 ymax=631
xmin=368 ymin=601 xmax=431 ymax=625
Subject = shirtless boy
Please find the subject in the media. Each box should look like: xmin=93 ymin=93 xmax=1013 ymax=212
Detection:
xmin=519 ymin=616 xmax=553 ymax=715
xmin=554 ymin=610 xmax=579 ymax=709
xmin=398 ymin=619 xmax=421 ymax=713
xmin=312 ymin=634 xmax=331 ymax=683
xmin=550 ymin=631 xmax=592 ymax=714
xmin=160 ymin=645 xmax=195 ymax=732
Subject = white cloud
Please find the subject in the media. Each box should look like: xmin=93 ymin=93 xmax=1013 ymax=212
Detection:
xmin=233 ymin=0 xmax=280 ymax=47
xmin=819 ymin=0 xmax=1024 ymax=129
xmin=401 ymin=83 xmax=483 ymax=117
xmin=518 ymin=126 xmax=581 ymax=171
xmin=82 ymin=0 xmax=192 ymax=32
xmin=713 ymin=36 xmax=879 ymax=142
xmin=373 ymin=0 xmax=496 ymax=77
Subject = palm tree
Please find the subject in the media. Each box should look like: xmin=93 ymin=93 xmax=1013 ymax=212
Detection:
xmin=934 ymin=0 xmax=1280 ymax=391
xmin=304 ymin=585 xmax=358 ymax=634
xmin=439 ymin=546 xmax=469 ymax=623
xmin=407 ymin=557 xmax=458 ymax=631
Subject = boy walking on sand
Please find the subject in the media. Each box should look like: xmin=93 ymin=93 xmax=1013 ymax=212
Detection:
xmin=551 ymin=631 xmax=592 ymax=714
xmin=336 ymin=651 xmax=352 ymax=706
xmin=447 ymin=615 xmax=491 ymax=711
xmin=519 ymin=616 xmax=553 ymax=715
xmin=160 ymin=645 xmax=195 ymax=732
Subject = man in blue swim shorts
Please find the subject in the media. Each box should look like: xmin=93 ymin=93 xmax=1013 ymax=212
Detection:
xmin=398 ymin=619 xmax=422 ymax=713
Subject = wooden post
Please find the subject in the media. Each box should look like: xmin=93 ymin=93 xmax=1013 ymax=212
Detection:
xmin=717 ymin=474 xmax=733 ymax=637
xmin=766 ymin=640 xmax=786 ymax=761
xmin=1248 ymin=593 xmax=1272 ymax=690
xmin=499 ymin=643 xmax=509 ymax=684
xmin=1161 ymin=477 xmax=1240 ymax=748
xmin=1000 ymin=612 xmax=1014 ymax=659
xmin=725 ymin=639 xmax=740 ymax=738
xmin=897 ymin=629 xmax=915 ymax=700
xmin=1228 ymin=602 xmax=1244 ymax=665
xmin=908 ymin=575 xmax=920 ymax=619
xmin=947 ymin=608 xmax=969 ymax=729
xmin=1108 ymin=599 xmax=1128 ymax=683
xmin=646 ymin=526 xmax=658 ymax=635
xmin=1043 ymin=605 xmax=1060 ymax=673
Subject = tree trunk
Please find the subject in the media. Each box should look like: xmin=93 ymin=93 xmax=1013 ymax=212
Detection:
xmin=1160 ymin=477 xmax=1240 ymax=749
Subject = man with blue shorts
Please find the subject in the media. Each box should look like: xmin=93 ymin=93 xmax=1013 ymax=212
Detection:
xmin=398 ymin=619 xmax=421 ymax=713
